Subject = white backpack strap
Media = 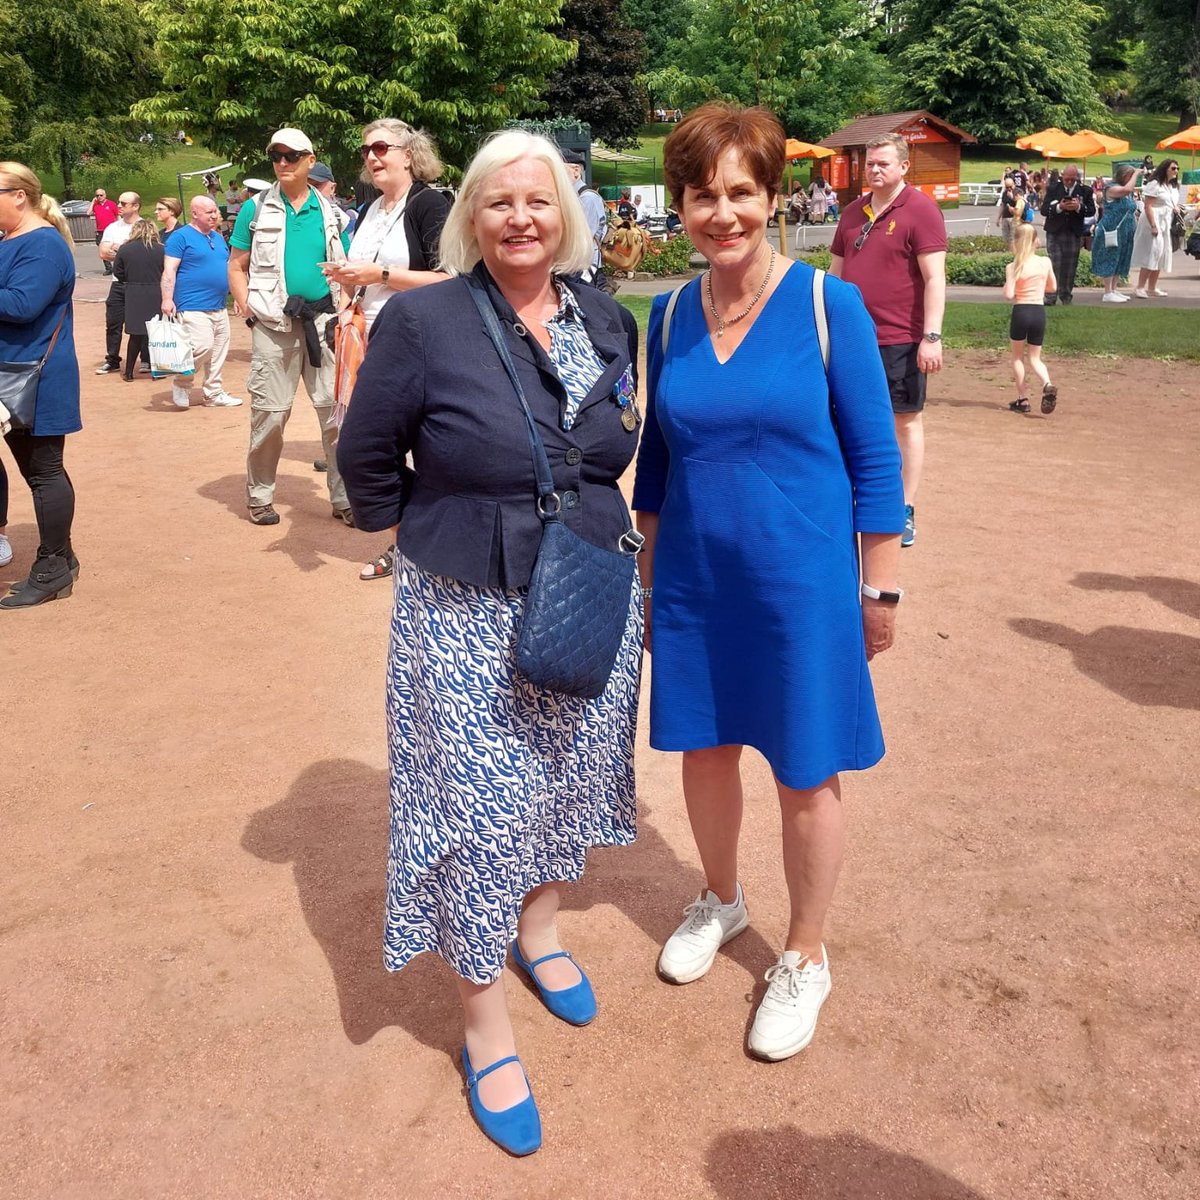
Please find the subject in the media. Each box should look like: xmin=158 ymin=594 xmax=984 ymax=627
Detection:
xmin=811 ymin=267 xmax=830 ymax=372
xmin=660 ymin=281 xmax=688 ymax=357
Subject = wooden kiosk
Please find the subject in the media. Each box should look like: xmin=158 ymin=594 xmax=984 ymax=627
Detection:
xmin=817 ymin=111 xmax=977 ymax=209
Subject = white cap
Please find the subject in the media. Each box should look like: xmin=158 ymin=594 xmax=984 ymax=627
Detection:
xmin=267 ymin=128 xmax=314 ymax=154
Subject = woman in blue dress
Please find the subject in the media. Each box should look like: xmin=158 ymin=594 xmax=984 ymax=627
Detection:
xmin=1091 ymin=165 xmax=1141 ymax=302
xmin=633 ymin=104 xmax=904 ymax=1062
xmin=0 ymin=162 xmax=80 ymax=607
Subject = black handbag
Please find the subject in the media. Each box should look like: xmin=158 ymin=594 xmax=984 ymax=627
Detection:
xmin=0 ymin=305 xmax=68 ymax=432
xmin=465 ymin=276 xmax=640 ymax=700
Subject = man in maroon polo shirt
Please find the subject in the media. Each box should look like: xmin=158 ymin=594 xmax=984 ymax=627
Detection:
xmin=830 ymin=134 xmax=946 ymax=548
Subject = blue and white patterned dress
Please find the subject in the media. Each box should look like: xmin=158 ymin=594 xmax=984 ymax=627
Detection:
xmin=383 ymin=285 xmax=642 ymax=986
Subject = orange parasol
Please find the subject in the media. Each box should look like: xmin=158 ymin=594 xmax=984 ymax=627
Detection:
xmin=1015 ymin=128 xmax=1065 ymax=151
xmin=785 ymin=138 xmax=834 ymax=160
xmin=1073 ymin=129 xmax=1130 ymax=155
xmin=1157 ymin=124 xmax=1200 ymax=166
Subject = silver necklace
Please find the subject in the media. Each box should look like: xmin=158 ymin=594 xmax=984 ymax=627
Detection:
xmin=706 ymin=247 xmax=776 ymax=337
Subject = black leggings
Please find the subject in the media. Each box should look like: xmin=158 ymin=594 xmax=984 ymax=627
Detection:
xmin=2 ymin=431 xmax=75 ymax=561
xmin=0 ymin=452 xmax=7 ymax=527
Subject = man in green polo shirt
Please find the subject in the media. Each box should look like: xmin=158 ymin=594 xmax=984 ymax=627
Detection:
xmin=228 ymin=127 xmax=352 ymax=527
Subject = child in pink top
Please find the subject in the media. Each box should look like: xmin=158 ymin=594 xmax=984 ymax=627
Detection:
xmin=1003 ymin=224 xmax=1058 ymax=413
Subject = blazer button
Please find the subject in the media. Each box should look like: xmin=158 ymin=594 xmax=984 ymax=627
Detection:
xmin=562 ymin=490 xmax=579 ymax=509
xmin=565 ymin=447 xmax=582 ymax=466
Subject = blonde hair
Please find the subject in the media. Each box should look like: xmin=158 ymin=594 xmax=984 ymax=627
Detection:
xmin=155 ymin=196 xmax=182 ymax=220
xmin=1011 ymin=222 xmax=1038 ymax=274
xmin=438 ymin=130 xmax=594 ymax=277
xmin=361 ymin=119 xmax=445 ymax=184
xmin=129 ymin=219 xmax=162 ymax=249
xmin=0 ymin=161 xmax=71 ymax=242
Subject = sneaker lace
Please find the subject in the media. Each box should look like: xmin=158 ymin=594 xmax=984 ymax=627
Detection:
xmin=763 ymin=958 xmax=821 ymax=1001
xmin=679 ymin=897 xmax=716 ymax=934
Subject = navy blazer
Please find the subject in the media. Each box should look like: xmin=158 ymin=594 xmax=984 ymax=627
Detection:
xmin=337 ymin=264 xmax=641 ymax=589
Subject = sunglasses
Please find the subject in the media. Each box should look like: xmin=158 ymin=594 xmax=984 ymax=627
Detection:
xmin=360 ymin=141 xmax=406 ymax=160
xmin=268 ymin=149 xmax=308 ymax=164
xmin=855 ymin=217 xmax=875 ymax=251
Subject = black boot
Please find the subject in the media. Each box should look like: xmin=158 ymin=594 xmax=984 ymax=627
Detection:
xmin=1 ymin=555 xmax=74 ymax=608
xmin=8 ymin=553 xmax=80 ymax=594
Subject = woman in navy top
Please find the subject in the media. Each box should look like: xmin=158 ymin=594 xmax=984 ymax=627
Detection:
xmin=633 ymin=105 xmax=904 ymax=1061
xmin=0 ymin=162 xmax=80 ymax=607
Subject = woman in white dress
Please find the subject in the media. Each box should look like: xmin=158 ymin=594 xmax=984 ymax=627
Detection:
xmin=1131 ymin=159 xmax=1182 ymax=298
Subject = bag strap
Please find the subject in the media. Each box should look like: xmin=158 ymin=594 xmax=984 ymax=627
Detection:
xmin=464 ymin=276 xmax=559 ymax=513
xmin=811 ymin=267 xmax=830 ymax=372
xmin=660 ymin=280 xmax=688 ymax=357
xmin=39 ymin=303 xmax=69 ymax=371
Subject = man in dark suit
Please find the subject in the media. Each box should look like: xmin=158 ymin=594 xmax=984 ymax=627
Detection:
xmin=1042 ymin=164 xmax=1095 ymax=305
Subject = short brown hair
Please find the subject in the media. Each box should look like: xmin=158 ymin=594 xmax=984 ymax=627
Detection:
xmin=155 ymin=196 xmax=182 ymax=219
xmin=865 ymin=134 xmax=909 ymax=161
xmin=664 ymin=102 xmax=785 ymax=210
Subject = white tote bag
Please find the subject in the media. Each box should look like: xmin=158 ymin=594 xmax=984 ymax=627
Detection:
xmin=147 ymin=315 xmax=195 ymax=379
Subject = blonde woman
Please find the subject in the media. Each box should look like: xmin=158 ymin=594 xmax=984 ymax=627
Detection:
xmin=324 ymin=119 xmax=452 ymax=581
xmin=154 ymin=197 xmax=182 ymax=236
xmin=0 ymin=163 xmax=80 ymax=607
xmin=1003 ymin=223 xmax=1057 ymax=414
xmin=113 ymin=220 xmax=164 ymax=382
xmin=337 ymin=130 xmax=642 ymax=1156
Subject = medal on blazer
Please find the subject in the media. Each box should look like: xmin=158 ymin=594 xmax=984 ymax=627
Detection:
xmin=614 ymin=366 xmax=640 ymax=431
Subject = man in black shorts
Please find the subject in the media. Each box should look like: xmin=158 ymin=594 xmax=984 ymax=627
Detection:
xmin=830 ymin=134 xmax=948 ymax=547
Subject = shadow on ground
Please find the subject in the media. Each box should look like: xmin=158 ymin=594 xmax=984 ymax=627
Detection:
xmin=706 ymin=1128 xmax=991 ymax=1199
xmin=240 ymin=758 xmax=778 ymax=1055
xmin=1010 ymin=618 xmax=1200 ymax=710
xmin=1072 ymin=572 xmax=1200 ymax=621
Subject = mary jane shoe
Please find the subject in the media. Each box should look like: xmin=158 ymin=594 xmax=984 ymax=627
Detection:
xmin=512 ymin=941 xmax=597 ymax=1025
xmin=462 ymin=1046 xmax=541 ymax=1156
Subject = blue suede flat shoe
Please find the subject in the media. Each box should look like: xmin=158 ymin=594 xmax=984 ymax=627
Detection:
xmin=511 ymin=942 xmax=598 ymax=1026
xmin=462 ymin=1047 xmax=542 ymax=1157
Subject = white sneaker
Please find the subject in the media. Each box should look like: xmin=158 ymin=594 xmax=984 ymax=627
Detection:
xmin=171 ymin=384 xmax=190 ymax=409
xmin=204 ymin=392 xmax=243 ymax=407
xmin=1102 ymin=292 xmax=1129 ymax=303
xmin=1134 ymin=289 xmax=1150 ymax=299
xmin=748 ymin=946 xmax=832 ymax=1061
xmin=658 ymin=884 xmax=749 ymax=983
xmin=0 ymin=533 xmax=12 ymax=567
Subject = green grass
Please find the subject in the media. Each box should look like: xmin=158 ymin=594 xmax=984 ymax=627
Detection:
xmin=38 ymin=145 xmax=234 ymax=204
xmin=617 ymin=296 xmax=1200 ymax=361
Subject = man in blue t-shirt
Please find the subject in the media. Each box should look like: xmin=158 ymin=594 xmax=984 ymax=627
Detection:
xmin=160 ymin=196 xmax=241 ymax=410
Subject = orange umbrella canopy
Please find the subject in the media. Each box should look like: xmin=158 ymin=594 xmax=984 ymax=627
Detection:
xmin=1015 ymin=127 xmax=1065 ymax=151
xmin=1157 ymin=124 xmax=1200 ymax=151
xmin=785 ymin=138 xmax=834 ymax=159
xmin=1073 ymin=129 xmax=1130 ymax=154
xmin=1041 ymin=132 xmax=1115 ymax=160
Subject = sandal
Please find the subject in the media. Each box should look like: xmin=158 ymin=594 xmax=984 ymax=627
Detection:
xmin=360 ymin=550 xmax=394 ymax=580
xmin=1008 ymin=398 xmax=1031 ymax=413
xmin=1041 ymin=384 xmax=1057 ymax=414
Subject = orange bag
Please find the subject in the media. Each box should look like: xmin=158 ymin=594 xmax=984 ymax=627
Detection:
xmin=332 ymin=300 xmax=367 ymax=426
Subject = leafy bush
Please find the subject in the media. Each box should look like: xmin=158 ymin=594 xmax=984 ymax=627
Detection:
xmin=795 ymin=248 xmax=833 ymax=270
xmin=628 ymin=234 xmax=699 ymax=277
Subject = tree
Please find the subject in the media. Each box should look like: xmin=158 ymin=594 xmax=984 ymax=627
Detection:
xmin=623 ymin=0 xmax=689 ymax=73
xmin=1134 ymin=0 xmax=1200 ymax=125
xmin=889 ymin=0 xmax=1109 ymax=142
xmin=0 ymin=0 xmax=165 ymax=198
xmin=541 ymin=0 xmax=645 ymax=148
xmin=134 ymin=0 xmax=575 ymax=181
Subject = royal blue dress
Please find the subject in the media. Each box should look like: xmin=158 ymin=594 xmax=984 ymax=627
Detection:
xmin=632 ymin=264 xmax=904 ymax=790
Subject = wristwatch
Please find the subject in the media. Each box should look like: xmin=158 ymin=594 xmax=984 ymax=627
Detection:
xmin=381 ymin=267 xmax=390 ymax=285
xmin=861 ymin=583 xmax=904 ymax=603
xmin=923 ymin=332 xmax=942 ymax=343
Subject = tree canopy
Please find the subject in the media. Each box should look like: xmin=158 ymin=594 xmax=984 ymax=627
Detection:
xmin=0 ymin=0 xmax=165 ymax=197
xmin=134 ymin=0 xmax=575 ymax=180
xmin=541 ymin=0 xmax=645 ymax=149
xmin=889 ymin=0 xmax=1110 ymax=142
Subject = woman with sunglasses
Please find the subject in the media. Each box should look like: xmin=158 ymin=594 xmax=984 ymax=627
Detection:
xmin=633 ymin=104 xmax=903 ymax=1062
xmin=154 ymin=197 xmax=182 ymax=237
xmin=325 ymin=120 xmax=451 ymax=582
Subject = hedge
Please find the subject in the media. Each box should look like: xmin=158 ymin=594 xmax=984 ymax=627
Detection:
xmin=795 ymin=247 xmax=1099 ymax=289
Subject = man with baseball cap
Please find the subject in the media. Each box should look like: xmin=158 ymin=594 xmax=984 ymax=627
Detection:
xmin=227 ymin=128 xmax=352 ymax=527
xmin=308 ymin=161 xmax=352 ymax=235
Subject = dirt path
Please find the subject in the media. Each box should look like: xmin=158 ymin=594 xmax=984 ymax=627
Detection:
xmin=3 ymin=303 xmax=1197 ymax=1199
